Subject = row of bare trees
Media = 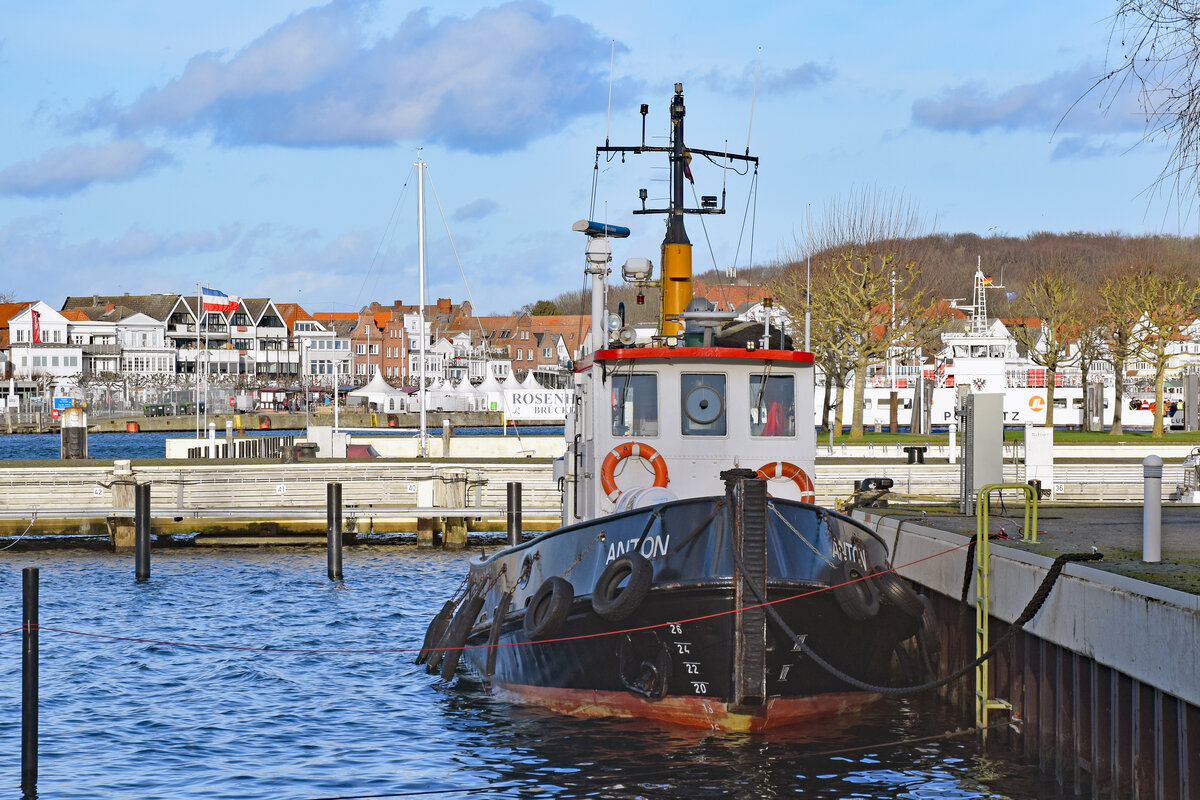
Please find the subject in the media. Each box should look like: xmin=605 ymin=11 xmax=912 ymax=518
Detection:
xmin=768 ymin=190 xmax=1200 ymax=439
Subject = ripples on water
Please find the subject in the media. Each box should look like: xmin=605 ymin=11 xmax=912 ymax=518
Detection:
xmin=0 ymin=549 xmax=1057 ymax=799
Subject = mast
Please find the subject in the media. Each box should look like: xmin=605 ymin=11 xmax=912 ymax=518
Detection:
xmin=195 ymin=283 xmax=201 ymax=439
xmin=596 ymin=82 xmax=757 ymax=339
xmin=416 ymin=154 xmax=428 ymax=458
xmin=661 ymin=83 xmax=691 ymax=337
xmin=969 ymin=257 xmax=1005 ymax=336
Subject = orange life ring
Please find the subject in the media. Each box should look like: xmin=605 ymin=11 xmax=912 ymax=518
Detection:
xmin=600 ymin=441 xmax=669 ymax=502
xmin=756 ymin=461 xmax=815 ymax=503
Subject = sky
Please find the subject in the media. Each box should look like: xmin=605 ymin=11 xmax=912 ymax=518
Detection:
xmin=0 ymin=1 xmax=1180 ymax=317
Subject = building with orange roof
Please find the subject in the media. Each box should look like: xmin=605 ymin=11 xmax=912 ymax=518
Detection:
xmin=692 ymin=279 xmax=770 ymax=313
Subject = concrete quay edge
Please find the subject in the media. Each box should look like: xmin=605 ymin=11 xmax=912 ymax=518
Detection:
xmin=857 ymin=510 xmax=1200 ymax=707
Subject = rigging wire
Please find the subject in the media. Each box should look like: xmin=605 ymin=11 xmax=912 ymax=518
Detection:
xmin=354 ymin=164 xmax=417 ymax=309
xmin=689 ymin=182 xmax=722 ymax=278
xmin=701 ymin=152 xmax=749 ymax=175
xmin=422 ymin=165 xmax=488 ymax=349
xmin=730 ymin=165 xmax=760 ymax=278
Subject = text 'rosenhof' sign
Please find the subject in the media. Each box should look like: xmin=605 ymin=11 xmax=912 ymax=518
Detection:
xmin=501 ymin=389 xmax=572 ymax=420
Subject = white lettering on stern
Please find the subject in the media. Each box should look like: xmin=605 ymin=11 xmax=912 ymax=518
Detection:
xmin=605 ymin=533 xmax=671 ymax=563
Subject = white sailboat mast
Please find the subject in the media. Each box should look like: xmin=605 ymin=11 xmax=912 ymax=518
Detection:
xmin=416 ymin=155 xmax=429 ymax=457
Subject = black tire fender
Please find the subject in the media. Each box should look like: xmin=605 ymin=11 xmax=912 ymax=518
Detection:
xmin=437 ymin=594 xmax=486 ymax=681
xmin=523 ymin=576 xmax=574 ymax=640
xmin=591 ymin=553 xmax=653 ymax=622
xmin=876 ymin=570 xmax=925 ymax=618
xmin=484 ymin=591 xmax=513 ymax=678
xmin=416 ymin=600 xmax=457 ymax=665
xmin=917 ymin=594 xmax=941 ymax=656
xmin=832 ymin=560 xmax=880 ymax=621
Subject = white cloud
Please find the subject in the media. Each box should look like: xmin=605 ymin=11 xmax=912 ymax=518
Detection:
xmin=0 ymin=140 xmax=171 ymax=197
xmin=697 ymin=62 xmax=834 ymax=95
xmin=70 ymin=1 xmax=637 ymax=153
xmin=452 ymin=198 xmax=498 ymax=221
xmin=911 ymin=65 xmax=1144 ymax=135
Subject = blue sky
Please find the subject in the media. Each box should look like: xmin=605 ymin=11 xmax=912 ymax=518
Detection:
xmin=0 ymin=1 xmax=1174 ymax=316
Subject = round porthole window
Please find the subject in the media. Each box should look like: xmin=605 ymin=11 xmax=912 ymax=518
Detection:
xmin=684 ymin=383 xmax=724 ymax=425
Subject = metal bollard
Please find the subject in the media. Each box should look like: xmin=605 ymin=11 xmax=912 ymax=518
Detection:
xmin=22 ymin=567 xmax=38 ymax=795
xmin=327 ymin=482 xmax=343 ymax=581
xmin=135 ymin=482 xmax=151 ymax=581
xmin=1143 ymin=455 xmax=1163 ymax=563
xmin=506 ymin=482 xmax=522 ymax=547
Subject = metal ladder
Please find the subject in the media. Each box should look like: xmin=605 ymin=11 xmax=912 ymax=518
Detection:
xmin=974 ymin=482 xmax=1039 ymax=732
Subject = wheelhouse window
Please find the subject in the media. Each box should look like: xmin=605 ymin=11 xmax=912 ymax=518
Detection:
xmin=681 ymin=373 xmax=726 ymax=436
xmin=612 ymin=374 xmax=658 ymax=437
xmin=750 ymin=374 xmax=795 ymax=437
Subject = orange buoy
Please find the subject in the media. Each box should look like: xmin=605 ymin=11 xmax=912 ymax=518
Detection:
xmin=387 ymin=414 xmax=399 ymax=428
xmin=258 ymin=415 xmax=271 ymax=430
xmin=126 ymin=422 xmax=140 ymax=433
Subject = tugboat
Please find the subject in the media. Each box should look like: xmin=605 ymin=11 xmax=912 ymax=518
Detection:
xmin=421 ymin=83 xmax=927 ymax=732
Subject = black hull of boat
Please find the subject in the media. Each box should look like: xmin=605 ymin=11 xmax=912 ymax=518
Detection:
xmin=428 ymin=489 xmax=923 ymax=731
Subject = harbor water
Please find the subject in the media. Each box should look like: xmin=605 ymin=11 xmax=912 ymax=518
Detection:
xmin=0 ymin=427 xmax=561 ymax=461
xmin=0 ymin=547 xmax=1062 ymax=799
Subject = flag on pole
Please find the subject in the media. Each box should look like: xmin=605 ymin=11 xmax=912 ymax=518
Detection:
xmin=201 ymin=287 xmax=240 ymax=313
xmin=30 ymin=309 xmax=40 ymax=344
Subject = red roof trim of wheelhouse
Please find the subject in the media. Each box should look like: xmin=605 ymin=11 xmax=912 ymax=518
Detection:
xmin=576 ymin=347 xmax=813 ymax=372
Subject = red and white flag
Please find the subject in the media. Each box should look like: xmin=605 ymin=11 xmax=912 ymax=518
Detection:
xmin=201 ymin=286 xmax=240 ymax=313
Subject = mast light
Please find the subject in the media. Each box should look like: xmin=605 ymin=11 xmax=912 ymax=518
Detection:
xmin=622 ymin=257 xmax=653 ymax=282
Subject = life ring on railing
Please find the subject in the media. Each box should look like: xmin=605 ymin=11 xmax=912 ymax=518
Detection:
xmin=755 ymin=461 xmax=815 ymax=503
xmin=600 ymin=441 xmax=669 ymax=503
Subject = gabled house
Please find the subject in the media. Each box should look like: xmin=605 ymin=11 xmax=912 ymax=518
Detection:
xmin=8 ymin=302 xmax=83 ymax=393
xmin=0 ymin=302 xmax=34 ymax=380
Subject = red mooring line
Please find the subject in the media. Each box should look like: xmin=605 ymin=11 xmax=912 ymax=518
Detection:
xmin=11 ymin=538 xmax=976 ymax=656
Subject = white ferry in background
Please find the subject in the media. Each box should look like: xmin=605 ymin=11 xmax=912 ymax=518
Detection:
xmin=821 ymin=266 xmax=1184 ymax=431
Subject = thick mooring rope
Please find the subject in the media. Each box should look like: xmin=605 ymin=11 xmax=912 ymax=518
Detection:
xmin=731 ymin=540 xmax=1102 ymax=696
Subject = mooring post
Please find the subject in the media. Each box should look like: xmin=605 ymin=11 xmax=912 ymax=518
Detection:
xmin=506 ymin=481 xmax=522 ymax=547
xmin=135 ymin=482 xmax=151 ymax=581
xmin=21 ymin=566 xmax=38 ymax=795
xmin=1143 ymin=454 xmax=1163 ymax=563
xmin=327 ymin=482 xmax=343 ymax=581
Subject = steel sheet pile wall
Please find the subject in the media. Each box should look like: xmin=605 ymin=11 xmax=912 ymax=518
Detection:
xmin=861 ymin=512 xmax=1199 ymax=799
